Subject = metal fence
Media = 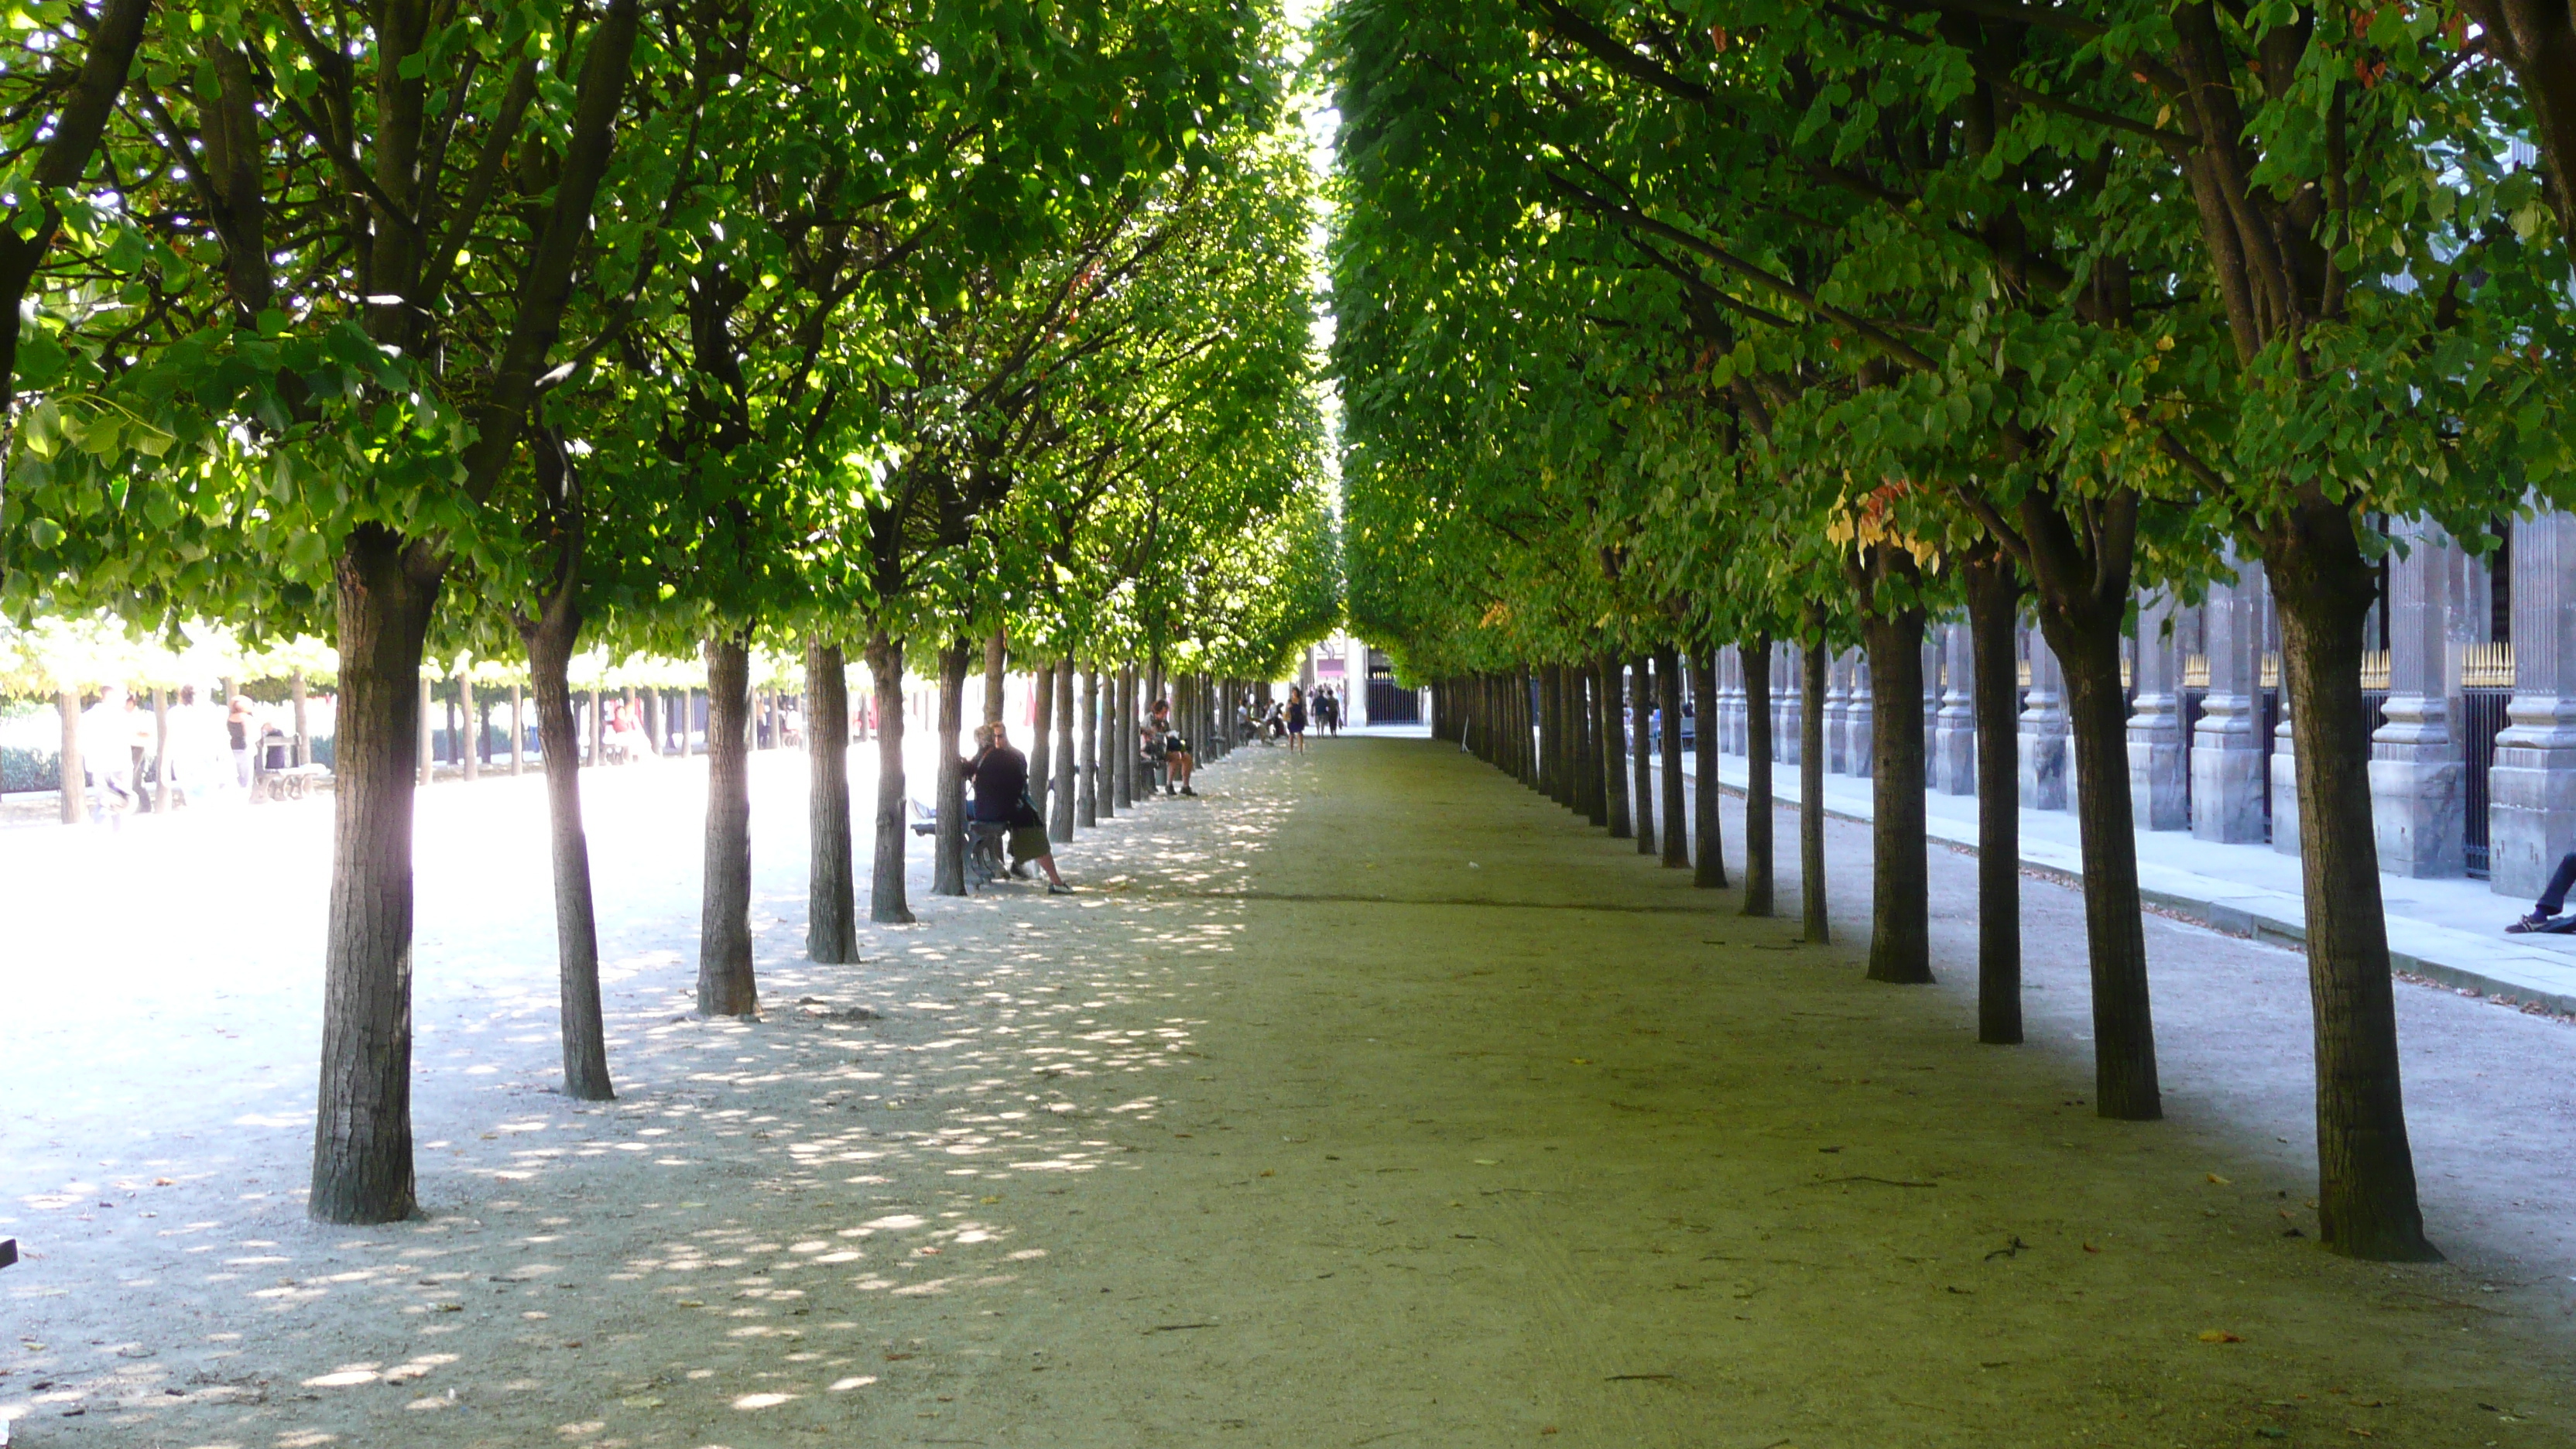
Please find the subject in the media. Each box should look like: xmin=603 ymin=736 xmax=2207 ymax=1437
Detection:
xmin=2461 ymin=687 xmax=2511 ymax=878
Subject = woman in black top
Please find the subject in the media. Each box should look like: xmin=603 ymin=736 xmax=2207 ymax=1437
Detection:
xmin=969 ymin=724 xmax=1070 ymax=893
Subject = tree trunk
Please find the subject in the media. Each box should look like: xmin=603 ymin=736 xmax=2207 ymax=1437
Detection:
xmin=1862 ymin=608 xmax=1932 ymax=984
xmin=983 ymin=629 xmax=1008 ymax=724
xmin=2262 ymin=512 xmax=2438 ymax=1261
xmin=1658 ymin=649 xmax=1688 ymax=867
xmin=522 ymin=587 xmax=614 ymax=1098
xmin=1115 ymin=666 xmax=1136 ymax=808
xmin=1801 ymin=630 xmax=1828 ymax=944
xmin=56 ymin=688 xmax=81 ymax=823
xmin=1030 ymin=660 xmax=1055 ymax=810
xmin=867 ymin=632 xmax=914 ymax=925
xmin=2047 ymin=608 xmax=2163 ymax=1118
xmin=1574 ymin=664 xmax=1601 ymax=824
xmin=1094 ymin=670 xmax=1115 ymax=820
xmin=806 ymin=642 xmax=859 ymax=960
xmin=933 ymin=640 xmax=971 ymax=897
xmin=1690 ymin=649 xmax=1728 ymax=888
xmin=1079 ymin=669 xmax=1100 ymax=827
xmin=697 ymin=635 xmax=757 ymax=1017
xmin=310 ymin=525 xmax=443 ymax=1225
xmin=1537 ymin=664 xmax=1560 ymax=804
xmin=1601 ymin=655 xmax=1630 ymax=837
xmin=459 ymin=677 xmax=478 ymax=782
xmin=642 ymin=685 xmax=661 ymax=757
xmin=292 ymin=670 xmax=311 ymax=766
xmin=1631 ymin=657 xmax=1656 ymax=854
xmin=1051 ymin=659 xmax=1077 ymax=839
xmin=510 ymin=684 xmax=525 ymax=774
xmin=1742 ymin=637 xmax=1776 ymax=917
xmin=1965 ymin=557 xmax=2023 ymax=1043
xmin=416 ymin=675 xmax=433 ymax=786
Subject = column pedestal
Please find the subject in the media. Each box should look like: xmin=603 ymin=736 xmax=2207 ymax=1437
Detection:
xmin=2192 ymin=564 xmax=2268 ymax=844
xmin=1934 ymin=623 xmax=1975 ymax=795
xmin=2128 ymin=591 xmax=2190 ymax=831
xmin=2372 ymin=524 xmax=2465 ymax=877
xmin=2018 ymin=630 xmax=2067 ymax=810
xmin=2492 ymin=509 xmax=2576 ymax=896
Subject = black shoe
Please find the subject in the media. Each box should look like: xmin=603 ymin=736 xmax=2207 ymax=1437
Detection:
xmin=1047 ymin=882 xmax=1074 ymax=896
xmin=2508 ymin=911 xmax=2555 ymax=934
xmin=1180 ymin=786 xmax=1197 ymax=796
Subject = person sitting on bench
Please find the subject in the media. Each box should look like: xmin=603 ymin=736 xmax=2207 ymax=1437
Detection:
xmin=970 ymin=722 xmax=1070 ymax=894
xmin=2507 ymin=849 xmax=2576 ymax=933
xmin=1150 ymin=698 xmax=1195 ymax=796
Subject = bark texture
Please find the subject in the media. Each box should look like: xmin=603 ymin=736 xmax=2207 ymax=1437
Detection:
xmin=2263 ymin=509 xmax=2438 ymax=1261
xmin=933 ymin=641 xmax=971 ymax=897
xmin=1051 ymin=659 xmax=1077 ymax=840
xmin=805 ymin=642 xmax=858 ymax=961
xmin=1800 ymin=632 xmax=1828 ymax=945
xmin=1690 ymin=649 xmax=1728 ymax=889
xmin=1658 ymin=648 xmax=1689 ymax=868
xmin=1629 ymin=656 xmax=1655 ymax=853
xmin=1741 ymin=636 xmax=1775 ymax=918
xmin=1965 ymin=557 xmax=2023 ymax=1044
xmin=867 ymin=632 xmax=914 ymax=924
xmin=55 ymin=690 xmax=80 ymax=824
xmin=520 ymin=564 xmax=614 ymax=1098
xmin=310 ymin=525 xmax=444 ymax=1225
xmin=1078 ymin=669 xmax=1100 ymax=827
xmin=1862 ymin=608 xmax=1931 ymax=984
xmin=697 ymin=635 xmax=757 ymax=1017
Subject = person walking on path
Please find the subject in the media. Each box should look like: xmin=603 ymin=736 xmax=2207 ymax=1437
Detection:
xmin=971 ymin=722 xmax=1072 ymax=893
xmin=1317 ymin=686 xmax=1339 ymax=737
xmin=1285 ymin=687 xmax=1308 ymax=752
xmin=1151 ymin=699 xmax=1196 ymax=795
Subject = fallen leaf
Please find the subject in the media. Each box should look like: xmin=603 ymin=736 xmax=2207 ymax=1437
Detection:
xmin=2207 ymin=1173 xmax=2232 ymax=1185
xmin=2082 ymin=1243 xmax=2101 ymax=1254
xmin=2197 ymin=1329 xmax=2243 ymax=1344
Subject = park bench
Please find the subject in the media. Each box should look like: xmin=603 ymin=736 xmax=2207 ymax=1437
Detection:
xmin=906 ymin=797 xmax=939 ymax=837
xmin=259 ymin=764 xmax=331 ymax=803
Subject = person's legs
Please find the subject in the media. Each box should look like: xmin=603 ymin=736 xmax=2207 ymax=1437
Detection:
xmin=2532 ymin=850 xmax=2576 ymax=918
xmin=1034 ymin=851 xmax=1071 ymax=892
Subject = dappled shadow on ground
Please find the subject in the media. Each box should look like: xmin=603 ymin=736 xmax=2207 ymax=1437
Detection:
xmin=7 ymin=740 xmax=2576 ymax=1448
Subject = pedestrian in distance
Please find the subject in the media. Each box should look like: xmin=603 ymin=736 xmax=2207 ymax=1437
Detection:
xmin=227 ymin=694 xmax=257 ymax=790
xmin=80 ymin=684 xmax=146 ymax=827
xmin=1285 ymin=686 xmax=1307 ymax=752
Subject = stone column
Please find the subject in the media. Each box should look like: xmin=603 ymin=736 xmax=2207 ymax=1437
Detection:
xmin=2191 ymin=560 xmax=2268 ymax=842
xmin=2128 ymin=589 xmax=2189 ymax=830
xmin=1773 ymin=642 xmax=1801 ymax=766
xmin=2018 ymin=627 xmax=2068 ymax=810
xmin=1933 ymin=622 xmax=1976 ymax=794
xmin=1844 ymin=652 xmax=1874 ymax=779
xmin=1824 ymin=649 xmax=1852 ymax=774
xmin=2371 ymin=523 xmax=2465 ymax=876
xmin=2490 ymin=509 xmax=2576 ymax=896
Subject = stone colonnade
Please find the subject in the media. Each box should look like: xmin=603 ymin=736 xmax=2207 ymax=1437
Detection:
xmin=1704 ymin=512 xmax=2564 ymax=895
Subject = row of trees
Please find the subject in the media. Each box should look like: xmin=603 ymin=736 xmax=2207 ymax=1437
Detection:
xmin=0 ymin=0 xmax=1337 ymax=1222
xmin=1324 ymin=0 xmax=2575 ymax=1261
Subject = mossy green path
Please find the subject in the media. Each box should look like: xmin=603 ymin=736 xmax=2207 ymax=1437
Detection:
xmin=988 ymin=735 xmax=2571 ymax=1448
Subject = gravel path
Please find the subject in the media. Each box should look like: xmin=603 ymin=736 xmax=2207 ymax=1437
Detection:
xmin=3 ymin=735 xmax=2571 ymax=1447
